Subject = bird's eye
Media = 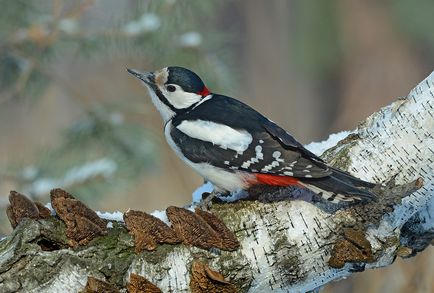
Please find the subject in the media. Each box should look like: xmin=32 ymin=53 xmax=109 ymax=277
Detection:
xmin=166 ymin=85 xmax=176 ymax=92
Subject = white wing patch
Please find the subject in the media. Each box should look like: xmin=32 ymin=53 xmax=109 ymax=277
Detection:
xmin=177 ymin=120 xmax=253 ymax=153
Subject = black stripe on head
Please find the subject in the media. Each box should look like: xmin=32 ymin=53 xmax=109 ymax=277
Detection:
xmin=153 ymin=85 xmax=178 ymax=113
xmin=167 ymin=66 xmax=205 ymax=94
xmin=154 ymin=84 xmax=200 ymax=115
xmin=152 ymin=84 xmax=209 ymax=116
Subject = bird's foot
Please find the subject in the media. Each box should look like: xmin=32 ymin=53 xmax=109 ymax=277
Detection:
xmin=197 ymin=191 xmax=220 ymax=210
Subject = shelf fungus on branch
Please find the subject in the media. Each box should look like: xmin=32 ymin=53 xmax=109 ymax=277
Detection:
xmin=82 ymin=277 xmax=120 ymax=293
xmin=6 ymin=190 xmax=51 ymax=228
xmin=50 ymin=188 xmax=108 ymax=247
xmin=124 ymin=209 xmax=181 ymax=252
xmin=190 ymin=261 xmax=237 ymax=293
xmin=126 ymin=273 xmax=162 ymax=293
xmin=166 ymin=206 xmax=240 ymax=251
xmin=2 ymin=188 xmax=242 ymax=292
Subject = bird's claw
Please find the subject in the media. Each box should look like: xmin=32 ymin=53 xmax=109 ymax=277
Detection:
xmin=197 ymin=191 xmax=219 ymax=210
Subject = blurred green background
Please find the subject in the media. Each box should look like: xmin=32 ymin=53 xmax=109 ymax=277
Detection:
xmin=1 ymin=0 xmax=434 ymax=292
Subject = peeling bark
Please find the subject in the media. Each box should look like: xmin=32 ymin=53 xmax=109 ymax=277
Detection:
xmin=0 ymin=72 xmax=434 ymax=292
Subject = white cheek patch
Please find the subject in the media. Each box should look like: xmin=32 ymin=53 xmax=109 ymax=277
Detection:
xmin=177 ymin=120 xmax=253 ymax=153
xmin=164 ymin=90 xmax=202 ymax=109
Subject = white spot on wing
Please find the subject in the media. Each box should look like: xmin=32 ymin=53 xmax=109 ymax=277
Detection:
xmin=241 ymin=145 xmax=264 ymax=169
xmin=177 ymin=120 xmax=253 ymax=153
xmin=261 ymin=160 xmax=280 ymax=172
xmin=255 ymin=145 xmax=264 ymax=160
xmin=241 ymin=161 xmax=250 ymax=169
xmin=272 ymin=151 xmax=284 ymax=162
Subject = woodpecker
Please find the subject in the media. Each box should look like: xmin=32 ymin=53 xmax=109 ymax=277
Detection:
xmin=127 ymin=66 xmax=376 ymax=204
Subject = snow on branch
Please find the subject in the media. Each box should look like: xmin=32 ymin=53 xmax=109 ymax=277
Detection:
xmin=0 ymin=72 xmax=433 ymax=293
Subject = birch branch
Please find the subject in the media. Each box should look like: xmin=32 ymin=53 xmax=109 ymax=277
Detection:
xmin=0 ymin=71 xmax=433 ymax=293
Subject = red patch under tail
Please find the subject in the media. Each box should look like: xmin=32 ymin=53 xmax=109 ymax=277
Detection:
xmin=253 ymin=174 xmax=301 ymax=187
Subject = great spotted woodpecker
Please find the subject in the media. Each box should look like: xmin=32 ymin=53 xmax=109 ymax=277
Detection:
xmin=127 ymin=66 xmax=376 ymax=204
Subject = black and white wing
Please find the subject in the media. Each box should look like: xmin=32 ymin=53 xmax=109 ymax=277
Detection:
xmin=170 ymin=94 xmax=331 ymax=179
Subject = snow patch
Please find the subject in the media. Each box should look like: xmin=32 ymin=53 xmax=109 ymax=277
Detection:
xmin=44 ymin=202 xmax=56 ymax=216
xmin=96 ymin=211 xmax=124 ymax=222
xmin=304 ymin=131 xmax=353 ymax=156
xmin=150 ymin=209 xmax=170 ymax=225
xmin=192 ymin=182 xmax=214 ymax=203
xmin=217 ymin=189 xmax=250 ymax=202
xmin=192 ymin=182 xmax=250 ymax=204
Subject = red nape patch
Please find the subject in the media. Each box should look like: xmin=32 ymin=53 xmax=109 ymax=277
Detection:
xmin=254 ymin=174 xmax=301 ymax=187
xmin=197 ymin=86 xmax=210 ymax=96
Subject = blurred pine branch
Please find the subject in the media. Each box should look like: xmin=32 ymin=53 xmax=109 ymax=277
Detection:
xmin=0 ymin=0 xmax=233 ymax=233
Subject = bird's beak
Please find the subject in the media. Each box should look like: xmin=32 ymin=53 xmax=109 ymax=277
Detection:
xmin=127 ymin=68 xmax=154 ymax=85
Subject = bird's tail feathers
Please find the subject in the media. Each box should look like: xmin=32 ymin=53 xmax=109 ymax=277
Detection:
xmin=328 ymin=166 xmax=376 ymax=188
xmin=300 ymin=170 xmax=377 ymax=204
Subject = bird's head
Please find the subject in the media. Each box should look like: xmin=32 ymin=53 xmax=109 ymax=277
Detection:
xmin=127 ymin=66 xmax=211 ymax=122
